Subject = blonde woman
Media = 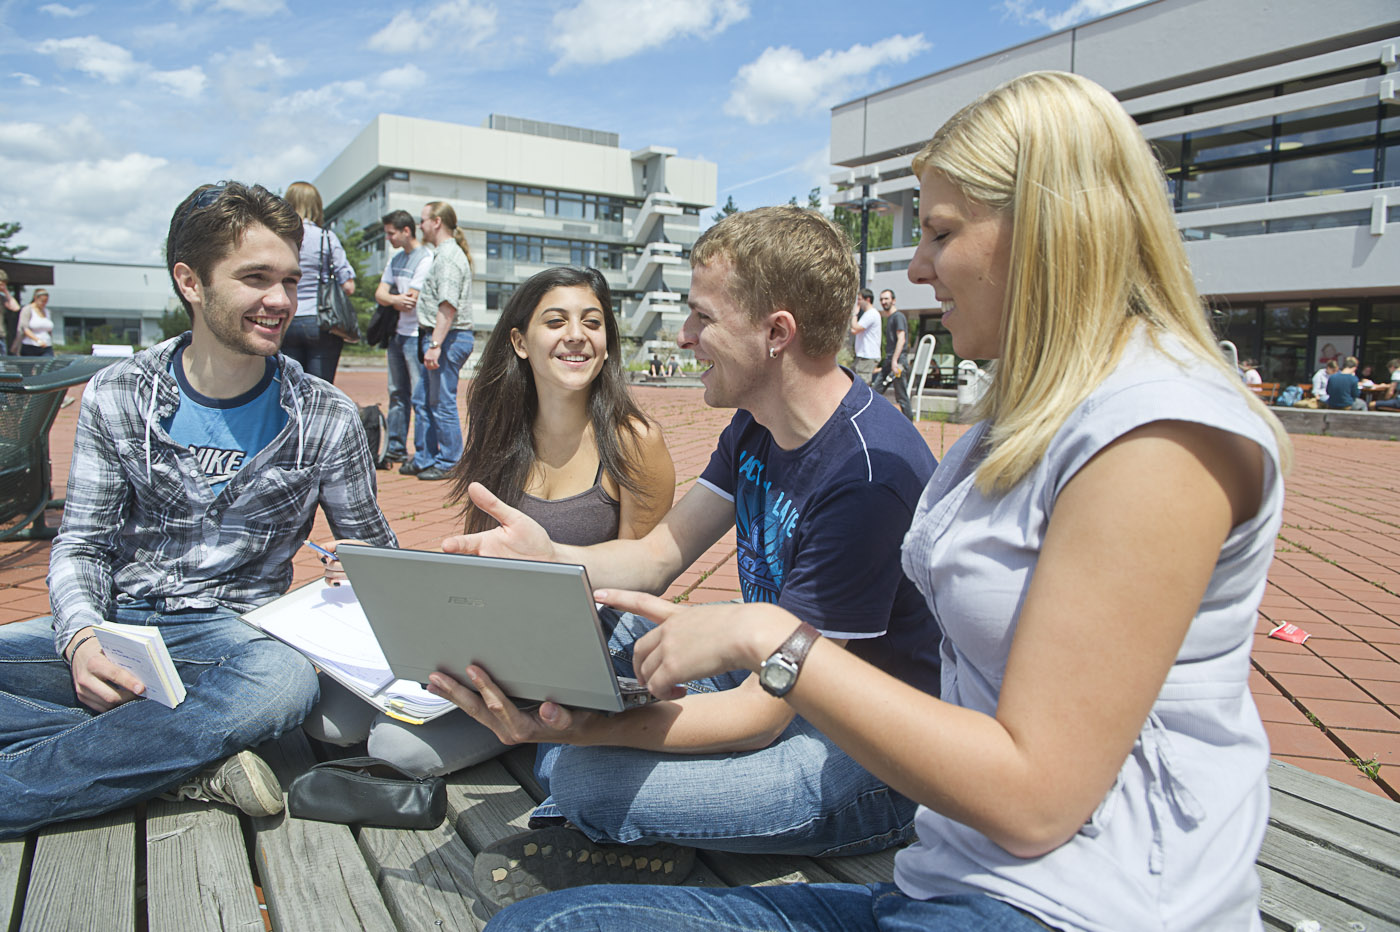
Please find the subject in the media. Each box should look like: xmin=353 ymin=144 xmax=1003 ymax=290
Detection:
xmin=16 ymin=288 xmax=55 ymax=357
xmin=482 ymin=71 xmax=1290 ymax=931
xmin=282 ymin=181 xmax=355 ymax=383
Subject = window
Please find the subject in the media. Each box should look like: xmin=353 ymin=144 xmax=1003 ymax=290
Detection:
xmin=486 ymin=281 xmax=517 ymax=311
xmin=486 ymin=233 xmax=630 ymax=270
xmin=486 ymin=182 xmax=627 ymax=222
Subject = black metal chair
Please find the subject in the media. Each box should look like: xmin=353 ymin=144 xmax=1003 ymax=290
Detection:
xmin=0 ymin=355 xmax=120 ymax=541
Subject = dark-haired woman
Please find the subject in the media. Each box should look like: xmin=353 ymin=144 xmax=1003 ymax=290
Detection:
xmin=305 ymin=267 xmax=674 ymax=776
xmin=448 ymin=265 xmax=674 ymax=544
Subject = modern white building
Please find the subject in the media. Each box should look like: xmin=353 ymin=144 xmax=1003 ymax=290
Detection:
xmin=314 ymin=114 xmax=717 ymax=347
xmin=831 ymin=0 xmax=1400 ymax=384
xmin=3 ymin=258 xmax=178 ymax=348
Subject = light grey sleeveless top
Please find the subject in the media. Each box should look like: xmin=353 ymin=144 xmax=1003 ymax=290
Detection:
xmin=516 ymin=465 xmax=621 ymax=547
xmin=893 ymin=327 xmax=1283 ymax=931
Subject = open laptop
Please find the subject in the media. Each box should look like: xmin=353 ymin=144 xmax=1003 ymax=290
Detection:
xmin=335 ymin=544 xmax=656 ymax=714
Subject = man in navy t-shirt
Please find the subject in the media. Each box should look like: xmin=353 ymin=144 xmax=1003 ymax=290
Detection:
xmin=434 ymin=206 xmax=940 ymax=907
xmin=1326 ymin=356 xmax=1366 ymax=410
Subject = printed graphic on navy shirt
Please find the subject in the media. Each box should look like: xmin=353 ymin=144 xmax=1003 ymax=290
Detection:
xmin=734 ymin=447 xmax=800 ymax=603
xmin=163 ymin=345 xmax=287 ymax=493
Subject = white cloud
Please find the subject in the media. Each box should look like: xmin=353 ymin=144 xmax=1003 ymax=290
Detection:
xmin=35 ymin=34 xmax=208 ymax=98
xmin=724 ymin=34 xmax=930 ymax=125
xmin=150 ymin=65 xmax=208 ymax=99
xmin=0 ymin=115 xmax=106 ymax=161
xmin=212 ymin=0 xmax=288 ymax=14
xmin=36 ymin=35 xmax=141 ymax=83
xmin=270 ymin=79 xmax=371 ymax=119
xmin=11 ymin=72 xmax=41 ymax=87
xmin=367 ymin=0 xmax=498 ymax=55
xmin=378 ymin=64 xmax=427 ymax=93
xmin=549 ymin=0 xmax=748 ymax=71
xmin=40 ymin=3 xmax=93 ymax=17
xmin=1002 ymin=0 xmax=1142 ymax=31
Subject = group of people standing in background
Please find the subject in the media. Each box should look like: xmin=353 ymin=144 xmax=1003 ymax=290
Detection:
xmin=850 ymin=286 xmax=914 ymax=420
xmin=1 ymin=269 xmax=54 ymax=357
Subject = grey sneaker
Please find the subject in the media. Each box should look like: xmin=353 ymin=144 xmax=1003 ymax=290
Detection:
xmin=161 ymin=750 xmax=284 ymax=817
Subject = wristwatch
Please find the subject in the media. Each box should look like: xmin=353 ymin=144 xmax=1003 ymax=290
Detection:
xmin=428 ymin=340 xmax=441 ymax=349
xmin=758 ymin=622 xmax=820 ymax=697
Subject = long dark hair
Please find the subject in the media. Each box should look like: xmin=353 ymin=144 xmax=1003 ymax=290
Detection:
xmin=447 ymin=267 xmax=654 ymax=533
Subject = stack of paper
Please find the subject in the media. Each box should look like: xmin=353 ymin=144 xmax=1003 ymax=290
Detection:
xmin=92 ymin=622 xmax=187 ymax=709
xmin=240 ymin=582 xmax=456 ymax=724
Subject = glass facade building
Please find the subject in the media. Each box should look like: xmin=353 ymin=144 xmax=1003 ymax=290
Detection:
xmin=829 ymin=0 xmax=1400 ymax=382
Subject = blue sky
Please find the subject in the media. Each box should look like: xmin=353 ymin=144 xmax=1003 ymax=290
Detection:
xmin=0 ymin=0 xmax=1137 ymax=265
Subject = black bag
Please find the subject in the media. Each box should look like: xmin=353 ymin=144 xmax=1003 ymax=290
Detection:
xmin=359 ymin=404 xmax=387 ymax=465
xmin=366 ymin=304 xmax=396 ymax=349
xmin=316 ymin=228 xmax=361 ymax=343
xmin=288 ymin=757 xmax=446 ymax=829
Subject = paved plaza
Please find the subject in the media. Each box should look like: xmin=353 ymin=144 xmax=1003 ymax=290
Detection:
xmin=2 ymin=367 xmax=1396 ymax=801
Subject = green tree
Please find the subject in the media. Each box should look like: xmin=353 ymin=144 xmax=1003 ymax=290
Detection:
xmin=0 ymin=221 xmax=27 ymax=260
xmin=832 ymin=204 xmax=893 ymax=252
xmin=711 ymin=195 xmax=738 ymax=223
xmin=335 ymin=220 xmax=382 ymax=334
xmin=158 ymin=307 xmax=191 ymax=340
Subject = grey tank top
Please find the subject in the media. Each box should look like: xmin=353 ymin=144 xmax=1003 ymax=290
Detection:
xmin=515 ymin=465 xmax=621 ymax=547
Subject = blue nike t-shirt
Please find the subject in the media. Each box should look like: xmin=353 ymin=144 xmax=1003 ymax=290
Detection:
xmin=162 ymin=346 xmax=287 ymax=494
xmin=697 ymin=373 xmax=942 ymax=694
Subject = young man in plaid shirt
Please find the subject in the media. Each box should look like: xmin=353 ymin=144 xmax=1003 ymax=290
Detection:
xmin=0 ymin=182 xmax=395 ymax=838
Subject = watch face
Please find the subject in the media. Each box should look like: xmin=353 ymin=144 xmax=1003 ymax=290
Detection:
xmin=760 ymin=659 xmax=797 ymax=694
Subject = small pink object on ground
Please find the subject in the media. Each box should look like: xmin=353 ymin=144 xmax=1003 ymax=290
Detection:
xmin=1269 ymin=623 xmax=1311 ymax=645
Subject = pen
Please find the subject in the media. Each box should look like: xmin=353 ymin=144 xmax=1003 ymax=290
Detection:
xmin=303 ymin=540 xmax=337 ymax=561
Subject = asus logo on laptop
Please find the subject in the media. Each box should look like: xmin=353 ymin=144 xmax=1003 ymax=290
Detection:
xmin=447 ymin=596 xmax=486 ymax=607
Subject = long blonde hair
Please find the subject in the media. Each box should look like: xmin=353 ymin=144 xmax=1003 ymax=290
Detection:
xmin=913 ymin=71 xmax=1290 ymax=494
xmin=284 ymin=181 xmax=324 ymax=225
xmin=424 ymin=200 xmax=474 ymax=270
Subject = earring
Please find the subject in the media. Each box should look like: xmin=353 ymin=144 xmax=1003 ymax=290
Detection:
xmin=769 ymin=347 xmax=777 ymax=359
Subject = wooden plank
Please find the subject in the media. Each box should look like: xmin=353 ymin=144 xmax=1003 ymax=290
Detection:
xmin=445 ymin=759 xmax=538 ymax=852
xmin=358 ymin=822 xmax=486 ymax=932
xmin=0 ymin=837 xmax=29 ymax=932
xmin=251 ymin=734 xmax=396 ymax=932
xmin=20 ymin=808 xmax=136 ymax=932
xmin=699 ymin=851 xmax=837 ymax=887
xmin=822 ymin=848 xmax=900 ymax=886
xmin=1257 ymin=828 xmax=1400 ymax=920
xmin=1257 ymin=862 xmax=1400 ymax=932
xmin=1268 ymin=760 xmax=1400 ymax=834
xmin=145 ymin=799 xmax=261 ymax=932
xmin=1268 ymin=788 xmax=1400 ymax=875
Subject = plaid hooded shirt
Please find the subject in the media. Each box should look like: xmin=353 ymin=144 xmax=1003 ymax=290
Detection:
xmin=46 ymin=334 xmax=397 ymax=656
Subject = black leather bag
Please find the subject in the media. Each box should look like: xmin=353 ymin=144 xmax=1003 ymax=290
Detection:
xmin=316 ymin=228 xmax=361 ymax=343
xmin=287 ymin=757 xmax=446 ymax=829
xmin=365 ymin=303 xmax=396 ymax=349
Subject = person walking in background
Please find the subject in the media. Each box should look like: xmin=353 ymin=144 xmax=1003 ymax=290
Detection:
xmin=1326 ymin=356 xmax=1366 ymax=411
xmin=405 ymin=200 xmax=474 ymax=481
xmin=871 ymin=288 xmax=914 ymax=420
xmin=850 ymin=288 xmax=881 ymax=384
xmin=374 ymin=209 xmax=433 ymax=469
xmin=15 ymin=287 xmax=55 ymax=357
xmin=281 ymin=181 xmax=355 ymax=383
xmin=1311 ymin=359 xmax=1337 ymax=405
xmin=1 ymin=270 xmax=20 ymax=355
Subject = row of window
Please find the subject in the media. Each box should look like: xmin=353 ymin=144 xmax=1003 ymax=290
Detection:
xmin=1146 ymin=66 xmax=1399 ymax=212
xmin=486 ymin=232 xmax=637 ymax=270
xmin=486 ymin=183 xmax=634 ymax=222
xmin=1217 ymin=298 xmax=1400 ymax=384
xmin=485 ymin=280 xmax=637 ymax=314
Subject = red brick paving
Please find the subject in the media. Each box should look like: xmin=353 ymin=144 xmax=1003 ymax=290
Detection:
xmin=3 ymin=367 xmax=1397 ymax=799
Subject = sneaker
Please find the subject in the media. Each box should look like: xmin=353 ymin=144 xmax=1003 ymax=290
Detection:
xmin=472 ymin=826 xmax=694 ymax=915
xmin=399 ymin=461 xmax=423 ymax=476
xmin=160 ymin=750 xmax=284 ymax=817
xmin=417 ymin=466 xmax=451 ymax=481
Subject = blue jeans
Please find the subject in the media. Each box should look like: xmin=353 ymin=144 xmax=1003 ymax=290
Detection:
xmin=411 ymin=329 xmax=473 ymax=470
xmin=281 ymin=316 xmax=344 ymax=384
xmin=487 ymin=883 xmax=1050 ymax=931
xmin=385 ymin=331 xmax=425 ymax=460
xmin=531 ymin=610 xmax=916 ymax=857
xmin=0 ymin=605 xmax=319 ymax=838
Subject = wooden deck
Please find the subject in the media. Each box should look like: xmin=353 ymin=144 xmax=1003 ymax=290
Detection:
xmin=4 ymin=735 xmax=1397 ymax=931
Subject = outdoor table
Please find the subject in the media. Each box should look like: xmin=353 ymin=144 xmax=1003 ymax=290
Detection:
xmin=0 ymin=354 xmax=120 ymax=541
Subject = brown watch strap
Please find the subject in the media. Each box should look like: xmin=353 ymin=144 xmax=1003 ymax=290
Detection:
xmin=779 ymin=621 xmax=820 ymax=670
